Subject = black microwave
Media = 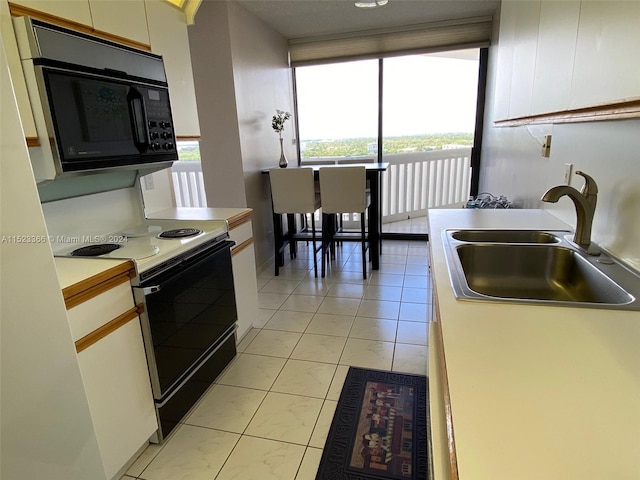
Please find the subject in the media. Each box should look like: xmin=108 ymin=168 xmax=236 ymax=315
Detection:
xmin=15 ymin=18 xmax=178 ymax=179
xmin=37 ymin=60 xmax=177 ymax=173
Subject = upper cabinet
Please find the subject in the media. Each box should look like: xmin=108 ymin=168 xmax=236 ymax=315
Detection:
xmin=495 ymin=0 xmax=640 ymax=125
xmin=9 ymin=0 xmax=92 ymax=26
xmin=6 ymin=0 xmax=200 ymax=141
xmin=530 ymin=0 xmax=580 ymax=116
xmin=145 ymin=0 xmax=200 ymax=138
xmin=89 ymin=0 xmax=150 ymax=47
xmin=571 ymin=1 xmax=640 ymax=109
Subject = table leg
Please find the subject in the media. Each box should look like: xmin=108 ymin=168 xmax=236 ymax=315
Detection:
xmin=369 ymin=171 xmax=381 ymax=270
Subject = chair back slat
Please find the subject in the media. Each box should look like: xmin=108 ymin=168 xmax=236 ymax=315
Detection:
xmin=319 ymin=166 xmax=367 ymax=214
xmin=269 ymin=168 xmax=317 ymax=214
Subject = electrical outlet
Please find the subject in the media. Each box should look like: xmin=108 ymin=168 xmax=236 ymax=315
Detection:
xmin=541 ymin=134 xmax=552 ymax=157
xmin=563 ymin=163 xmax=573 ymax=185
xmin=143 ymin=174 xmax=155 ymax=190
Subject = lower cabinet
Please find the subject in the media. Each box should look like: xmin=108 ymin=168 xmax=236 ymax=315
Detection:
xmin=228 ymin=214 xmax=259 ymax=342
xmin=77 ymin=319 xmax=157 ymax=479
xmin=65 ymin=263 xmax=157 ymax=480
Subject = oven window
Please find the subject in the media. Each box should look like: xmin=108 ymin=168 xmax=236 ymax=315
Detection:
xmin=142 ymin=244 xmax=236 ymax=395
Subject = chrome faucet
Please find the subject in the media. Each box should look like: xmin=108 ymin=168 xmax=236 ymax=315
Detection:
xmin=541 ymin=171 xmax=599 ymax=254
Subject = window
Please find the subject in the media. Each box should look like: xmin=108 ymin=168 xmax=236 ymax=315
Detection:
xmin=295 ymin=59 xmax=378 ymax=162
xmin=382 ymin=51 xmax=479 ymax=153
xmin=176 ymin=140 xmax=201 ymax=162
xmin=294 ymin=49 xmax=484 ymax=231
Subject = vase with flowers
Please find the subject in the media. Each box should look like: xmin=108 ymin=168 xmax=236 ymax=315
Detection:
xmin=272 ymin=109 xmax=291 ymax=168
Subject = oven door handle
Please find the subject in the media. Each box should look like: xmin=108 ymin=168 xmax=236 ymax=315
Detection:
xmin=133 ymin=285 xmax=161 ymax=296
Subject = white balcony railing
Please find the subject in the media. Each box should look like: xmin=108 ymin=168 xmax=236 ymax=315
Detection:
xmin=170 ymin=147 xmax=472 ymax=221
xmin=380 ymin=148 xmax=472 ymax=222
xmin=171 ymin=161 xmax=207 ymax=207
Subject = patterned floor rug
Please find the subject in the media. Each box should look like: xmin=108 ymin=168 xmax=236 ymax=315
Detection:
xmin=316 ymin=367 xmax=430 ymax=480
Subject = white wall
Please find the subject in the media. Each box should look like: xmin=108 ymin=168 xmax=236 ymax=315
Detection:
xmin=480 ymin=0 xmax=640 ymax=271
xmin=0 ymin=20 xmax=106 ymax=479
xmin=42 ymin=187 xmax=143 ymax=239
xmin=189 ymin=0 xmax=294 ymax=270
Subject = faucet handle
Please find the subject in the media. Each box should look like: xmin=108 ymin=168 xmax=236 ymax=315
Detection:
xmin=575 ymin=171 xmax=598 ymax=196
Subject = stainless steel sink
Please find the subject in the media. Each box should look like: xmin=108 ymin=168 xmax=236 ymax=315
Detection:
xmin=444 ymin=230 xmax=640 ymax=310
xmin=450 ymin=229 xmax=561 ymax=244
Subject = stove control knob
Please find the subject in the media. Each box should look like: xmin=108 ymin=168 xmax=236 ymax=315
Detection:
xmin=150 ymin=142 xmax=161 ymax=151
xmin=150 ymin=131 xmax=160 ymax=140
xmin=163 ymin=142 xmax=175 ymax=150
xmin=161 ymin=131 xmax=172 ymax=140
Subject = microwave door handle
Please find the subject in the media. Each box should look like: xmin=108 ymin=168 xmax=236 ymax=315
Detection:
xmin=128 ymin=87 xmax=149 ymax=153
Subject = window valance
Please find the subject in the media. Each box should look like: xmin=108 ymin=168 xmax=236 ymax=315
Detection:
xmin=289 ymin=16 xmax=492 ymax=66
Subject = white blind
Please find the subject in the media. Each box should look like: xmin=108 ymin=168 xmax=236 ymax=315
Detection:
xmin=289 ymin=17 xmax=492 ymax=66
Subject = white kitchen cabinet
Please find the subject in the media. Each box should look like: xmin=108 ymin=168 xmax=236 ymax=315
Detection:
xmin=9 ymin=0 xmax=92 ymax=26
xmin=145 ymin=0 xmax=200 ymax=137
xmin=65 ymin=263 xmax=157 ymax=480
xmin=506 ymin=0 xmax=540 ymax=119
xmin=89 ymin=0 xmax=149 ymax=46
xmin=228 ymin=214 xmax=259 ymax=342
xmin=530 ymin=0 xmax=580 ymax=115
xmin=0 ymin=0 xmax=38 ymax=143
xmin=571 ymin=1 xmax=640 ymax=109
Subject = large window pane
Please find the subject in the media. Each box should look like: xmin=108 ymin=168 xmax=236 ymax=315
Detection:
xmin=295 ymin=59 xmax=378 ymax=161
xmin=382 ymin=50 xmax=479 ymax=152
xmin=381 ymin=50 xmax=479 ymax=225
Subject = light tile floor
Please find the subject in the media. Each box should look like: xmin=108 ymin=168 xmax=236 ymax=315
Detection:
xmin=122 ymin=238 xmax=432 ymax=480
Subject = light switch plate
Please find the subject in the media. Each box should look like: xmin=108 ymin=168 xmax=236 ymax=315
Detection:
xmin=541 ymin=134 xmax=552 ymax=157
xmin=564 ymin=163 xmax=573 ymax=185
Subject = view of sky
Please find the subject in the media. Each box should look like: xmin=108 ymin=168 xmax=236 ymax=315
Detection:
xmin=295 ymin=51 xmax=480 ymax=140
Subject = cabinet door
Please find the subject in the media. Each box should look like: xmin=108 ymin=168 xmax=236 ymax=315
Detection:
xmin=9 ymin=0 xmax=92 ymax=25
xmin=429 ymin=319 xmax=453 ymax=480
xmin=89 ymin=0 xmax=150 ymax=47
xmin=507 ymin=0 xmax=540 ymax=119
xmin=571 ymin=1 xmax=640 ymax=109
xmin=77 ymin=318 xmax=157 ymax=480
xmin=229 ymin=221 xmax=259 ymax=342
xmin=145 ymin=0 xmax=200 ymax=137
xmin=1 ymin=3 xmax=38 ymax=143
xmin=531 ymin=0 xmax=580 ymax=115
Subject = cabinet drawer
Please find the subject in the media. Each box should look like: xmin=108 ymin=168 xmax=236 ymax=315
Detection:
xmin=68 ymin=281 xmax=135 ymax=342
xmin=229 ymin=221 xmax=253 ymax=246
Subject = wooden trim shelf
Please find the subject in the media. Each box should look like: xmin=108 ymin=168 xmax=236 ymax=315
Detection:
xmin=176 ymin=135 xmax=201 ymax=142
xmin=231 ymin=238 xmax=253 ymax=257
xmin=8 ymin=2 xmax=151 ymax=52
xmin=227 ymin=209 xmax=253 ymax=230
xmin=494 ymin=98 xmax=640 ymax=127
xmin=62 ymin=261 xmax=136 ymax=309
xmin=75 ymin=303 xmax=144 ymax=353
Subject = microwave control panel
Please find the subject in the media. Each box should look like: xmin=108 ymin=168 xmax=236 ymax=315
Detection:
xmin=143 ymin=88 xmax=176 ymax=153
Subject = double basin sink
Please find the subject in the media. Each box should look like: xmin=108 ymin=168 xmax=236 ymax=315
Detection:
xmin=444 ymin=229 xmax=640 ymax=310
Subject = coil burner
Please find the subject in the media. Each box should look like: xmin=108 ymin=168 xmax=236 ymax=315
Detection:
xmin=158 ymin=228 xmax=203 ymax=239
xmin=71 ymin=243 xmax=122 ymax=257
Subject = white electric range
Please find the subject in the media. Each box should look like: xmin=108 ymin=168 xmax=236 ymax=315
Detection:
xmin=53 ymin=217 xmax=238 ymax=442
xmin=51 ymin=218 xmax=229 ymax=275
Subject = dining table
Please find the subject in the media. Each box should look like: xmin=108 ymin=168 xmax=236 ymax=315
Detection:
xmin=263 ymin=162 xmax=389 ymax=271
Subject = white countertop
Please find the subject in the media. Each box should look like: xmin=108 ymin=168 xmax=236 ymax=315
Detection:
xmin=55 ymin=257 xmax=132 ymax=291
xmin=145 ymin=207 xmax=251 ymax=222
xmin=428 ymin=209 xmax=640 ymax=480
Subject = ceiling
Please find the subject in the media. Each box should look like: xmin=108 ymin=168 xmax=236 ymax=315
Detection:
xmin=232 ymin=0 xmax=500 ymax=40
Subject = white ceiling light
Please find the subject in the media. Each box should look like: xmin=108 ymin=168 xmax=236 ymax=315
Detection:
xmin=355 ymin=0 xmax=388 ymax=8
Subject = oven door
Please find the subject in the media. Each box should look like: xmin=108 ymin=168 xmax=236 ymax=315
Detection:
xmin=136 ymin=240 xmax=237 ymax=400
